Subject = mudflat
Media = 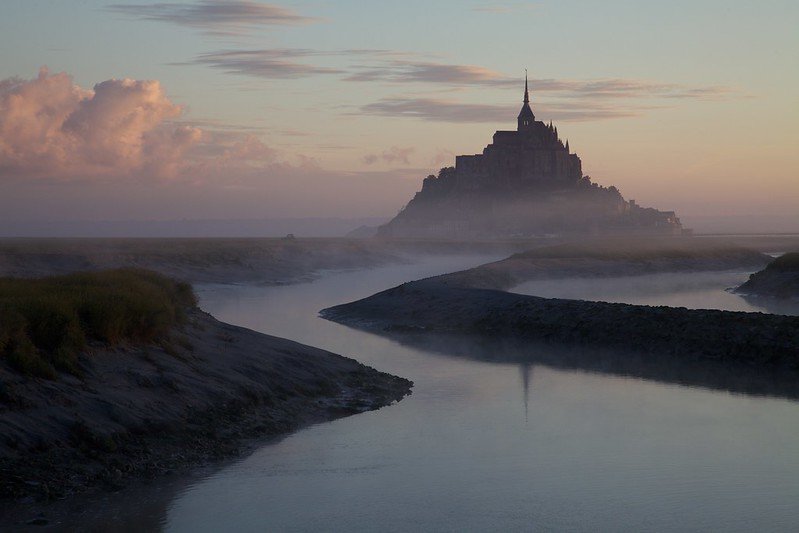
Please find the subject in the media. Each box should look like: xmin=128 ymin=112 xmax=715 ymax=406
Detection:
xmin=0 ymin=236 xmax=790 ymax=286
xmin=322 ymin=241 xmax=798 ymax=374
xmin=0 ymin=307 xmax=411 ymax=505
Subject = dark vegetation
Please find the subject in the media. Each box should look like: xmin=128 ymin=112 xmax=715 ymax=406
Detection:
xmin=0 ymin=269 xmax=411 ymax=508
xmin=737 ymin=252 xmax=799 ymax=299
xmin=766 ymin=252 xmax=799 ymax=270
xmin=0 ymin=269 xmax=196 ymax=378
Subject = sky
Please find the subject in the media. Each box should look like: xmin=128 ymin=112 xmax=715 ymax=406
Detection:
xmin=0 ymin=0 xmax=797 ymax=231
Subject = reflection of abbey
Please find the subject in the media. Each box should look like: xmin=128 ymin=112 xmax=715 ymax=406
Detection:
xmin=379 ymin=75 xmax=685 ymax=238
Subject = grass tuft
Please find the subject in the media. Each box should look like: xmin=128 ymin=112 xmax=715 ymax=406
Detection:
xmin=0 ymin=269 xmax=196 ymax=378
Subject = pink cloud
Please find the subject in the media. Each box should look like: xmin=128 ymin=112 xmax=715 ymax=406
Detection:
xmin=0 ymin=68 xmax=279 ymax=182
xmin=0 ymin=69 xmax=429 ymax=222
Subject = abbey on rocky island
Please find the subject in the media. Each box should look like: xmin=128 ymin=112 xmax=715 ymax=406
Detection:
xmin=378 ymin=74 xmax=685 ymax=239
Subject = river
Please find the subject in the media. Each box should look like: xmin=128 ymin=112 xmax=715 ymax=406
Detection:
xmin=145 ymin=256 xmax=799 ymax=532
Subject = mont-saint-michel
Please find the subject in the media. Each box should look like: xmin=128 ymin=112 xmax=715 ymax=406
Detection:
xmin=379 ymin=76 xmax=684 ymax=239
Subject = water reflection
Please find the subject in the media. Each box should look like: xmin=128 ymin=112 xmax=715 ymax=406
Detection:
xmin=359 ymin=330 xmax=799 ymax=401
xmin=169 ymin=264 xmax=799 ymax=531
xmin=738 ymin=294 xmax=799 ymax=316
xmin=519 ymin=363 xmax=532 ymax=422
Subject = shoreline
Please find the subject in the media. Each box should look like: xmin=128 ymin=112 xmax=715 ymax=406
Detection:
xmin=0 ymin=237 xmax=536 ymax=286
xmin=322 ymin=244 xmax=799 ymax=382
xmin=322 ymin=280 xmax=799 ymax=366
xmin=433 ymin=241 xmax=771 ymax=291
xmin=0 ymin=235 xmax=793 ymax=286
xmin=0 ymin=308 xmax=412 ymax=519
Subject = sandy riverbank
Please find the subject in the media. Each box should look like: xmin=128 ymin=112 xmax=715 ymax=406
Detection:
xmin=0 ymin=307 xmax=411 ymax=512
xmin=322 ymin=241 xmax=798 ymax=379
xmin=323 ymin=280 xmax=799 ymax=365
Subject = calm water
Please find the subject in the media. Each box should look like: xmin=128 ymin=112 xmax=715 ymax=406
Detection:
xmin=158 ymin=259 xmax=799 ymax=532
xmin=49 ymin=256 xmax=799 ymax=531
xmin=510 ymin=270 xmax=795 ymax=314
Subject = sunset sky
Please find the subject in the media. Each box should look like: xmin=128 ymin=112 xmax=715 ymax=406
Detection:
xmin=0 ymin=0 xmax=797 ymax=231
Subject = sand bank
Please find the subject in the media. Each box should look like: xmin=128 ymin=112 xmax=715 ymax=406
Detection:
xmin=1 ymin=308 xmax=411 ymax=506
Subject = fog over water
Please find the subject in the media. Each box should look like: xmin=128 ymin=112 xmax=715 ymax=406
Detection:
xmin=511 ymin=270 xmax=799 ymax=316
xmin=513 ymin=270 xmax=770 ymax=312
xmin=146 ymin=255 xmax=799 ymax=532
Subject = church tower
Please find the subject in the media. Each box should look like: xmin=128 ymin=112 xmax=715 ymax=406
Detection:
xmin=517 ymin=70 xmax=535 ymax=132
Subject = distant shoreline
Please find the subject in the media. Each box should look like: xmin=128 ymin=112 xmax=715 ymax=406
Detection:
xmin=1 ymin=235 xmax=796 ymax=287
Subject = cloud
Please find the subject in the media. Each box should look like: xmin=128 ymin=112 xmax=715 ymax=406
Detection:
xmin=529 ymin=78 xmax=734 ymax=100
xmin=346 ymin=60 xmax=734 ymax=100
xmin=0 ymin=68 xmax=190 ymax=179
xmin=182 ymin=47 xmax=734 ymax=103
xmin=183 ymin=48 xmax=417 ymax=79
xmin=107 ymin=1 xmax=316 ymax=34
xmin=357 ymin=96 xmax=646 ymax=123
xmin=358 ymin=98 xmax=510 ymax=123
xmin=363 ymin=146 xmax=415 ymax=165
xmin=0 ymin=68 xmax=280 ymax=182
xmin=188 ymin=49 xmax=344 ymax=78
xmin=539 ymin=102 xmax=649 ymax=121
xmin=345 ymin=62 xmax=513 ymax=86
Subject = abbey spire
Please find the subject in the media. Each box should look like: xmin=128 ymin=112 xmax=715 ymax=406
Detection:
xmin=524 ymin=70 xmax=529 ymax=104
xmin=517 ymin=70 xmax=535 ymax=131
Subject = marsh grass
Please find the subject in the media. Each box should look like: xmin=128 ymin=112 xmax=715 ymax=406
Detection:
xmin=0 ymin=269 xmax=196 ymax=378
xmin=769 ymin=252 xmax=799 ymax=271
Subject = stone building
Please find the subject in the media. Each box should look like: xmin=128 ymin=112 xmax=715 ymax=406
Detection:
xmin=378 ymin=75 xmax=684 ymax=238
xmin=454 ymin=75 xmax=582 ymax=190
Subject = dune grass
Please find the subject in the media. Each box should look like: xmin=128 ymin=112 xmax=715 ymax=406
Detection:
xmin=0 ymin=269 xmax=196 ymax=378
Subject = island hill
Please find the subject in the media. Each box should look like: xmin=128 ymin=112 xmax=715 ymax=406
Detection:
xmin=378 ymin=76 xmax=684 ymax=239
